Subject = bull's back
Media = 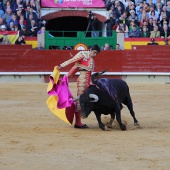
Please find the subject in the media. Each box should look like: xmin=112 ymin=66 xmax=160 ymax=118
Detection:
xmin=110 ymin=79 xmax=130 ymax=101
xmin=96 ymin=78 xmax=130 ymax=102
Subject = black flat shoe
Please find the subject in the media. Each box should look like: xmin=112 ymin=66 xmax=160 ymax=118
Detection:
xmin=74 ymin=124 xmax=89 ymax=129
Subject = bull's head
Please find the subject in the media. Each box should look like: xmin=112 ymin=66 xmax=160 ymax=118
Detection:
xmin=79 ymin=93 xmax=99 ymax=118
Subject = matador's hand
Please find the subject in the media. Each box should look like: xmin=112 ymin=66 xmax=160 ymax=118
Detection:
xmin=57 ymin=65 xmax=62 ymax=70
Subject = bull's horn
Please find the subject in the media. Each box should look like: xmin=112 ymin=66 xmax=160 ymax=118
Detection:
xmin=73 ymin=96 xmax=79 ymax=101
xmin=89 ymin=94 xmax=99 ymax=102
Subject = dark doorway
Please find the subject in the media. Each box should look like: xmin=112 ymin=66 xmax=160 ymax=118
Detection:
xmin=46 ymin=16 xmax=89 ymax=36
xmin=46 ymin=16 xmax=102 ymax=37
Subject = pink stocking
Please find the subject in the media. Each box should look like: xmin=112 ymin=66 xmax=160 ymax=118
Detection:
xmin=75 ymin=111 xmax=83 ymax=126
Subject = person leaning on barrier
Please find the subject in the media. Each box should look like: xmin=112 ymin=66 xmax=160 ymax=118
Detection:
xmin=101 ymin=43 xmax=111 ymax=50
xmin=116 ymin=19 xmax=129 ymax=38
xmin=15 ymin=35 xmax=26 ymax=45
xmin=1 ymin=34 xmax=11 ymax=44
xmin=115 ymin=43 xmax=121 ymax=50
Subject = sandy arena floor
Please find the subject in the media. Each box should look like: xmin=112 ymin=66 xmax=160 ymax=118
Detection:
xmin=0 ymin=82 xmax=170 ymax=170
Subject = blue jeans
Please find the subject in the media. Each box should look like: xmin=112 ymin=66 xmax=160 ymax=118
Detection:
xmin=91 ymin=31 xmax=99 ymax=37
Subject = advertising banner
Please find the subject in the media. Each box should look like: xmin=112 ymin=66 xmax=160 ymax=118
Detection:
xmin=41 ymin=0 xmax=105 ymax=8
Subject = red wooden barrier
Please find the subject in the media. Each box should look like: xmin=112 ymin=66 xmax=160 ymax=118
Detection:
xmin=0 ymin=45 xmax=170 ymax=72
xmin=0 ymin=44 xmax=32 ymax=50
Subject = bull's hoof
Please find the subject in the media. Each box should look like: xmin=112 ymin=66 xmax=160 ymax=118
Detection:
xmin=99 ymin=124 xmax=106 ymax=131
xmin=120 ymin=124 xmax=126 ymax=131
xmin=134 ymin=121 xmax=140 ymax=126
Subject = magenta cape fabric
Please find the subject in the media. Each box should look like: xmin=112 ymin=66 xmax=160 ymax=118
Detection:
xmin=47 ymin=75 xmax=76 ymax=124
xmin=41 ymin=0 xmax=105 ymax=8
xmin=48 ymin=75 xmax=76 ymax=109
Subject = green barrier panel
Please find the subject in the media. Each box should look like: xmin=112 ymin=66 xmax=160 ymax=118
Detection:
xmin=45 ymin=31 xmax=117 ymax=50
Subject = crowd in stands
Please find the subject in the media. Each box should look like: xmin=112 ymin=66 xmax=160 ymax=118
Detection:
xmin=0 ymin=0 xmax=45 ymax=44
xmin=103 ymin=0 xmax=170 ymax=41
xmin=1 ymin=0 xmax=170 ymax=46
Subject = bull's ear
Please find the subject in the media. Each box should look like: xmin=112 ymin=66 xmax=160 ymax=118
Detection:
xmin=89 ymin=94 xmax=99 ymax=102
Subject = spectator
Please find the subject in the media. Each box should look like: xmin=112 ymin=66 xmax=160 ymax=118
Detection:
xmin=25 ymin=5 xmax=31 ymax=20
xmin=0 ymin=7 xmax=4 ymax=18
xmin=1 ymin=34 xmax=11 ymax=44
xmin=127 ymin=10 xmax=138 ymax=24
xmin=148 ymin=0 xmax=156 ymax=10
xmin=0 ymin=0 xmax=4 ymax=12
xmin=24 ymin=0 xmax=31 ymax=8
xmin=18 ymin=14 xmax=26 ymax=30
xmin=160 ymin=6 xmax=170 ymax=21
xmin=3 ymin=0 xmax=12 ymax=12
xmin=136 ymin=2 xmax=144 ymax=16
xmin=150 ymin=25 xmax=160 ymax=38
xmin=14 ymin=25 xmax=18 ymax=31
xmin=30 ymin=0 xmax=37 ymax=13
xmin=12 ymin=0 xmax=22 ymax=13
xmin=129 ymin=24 xmax=140 ymax=37
xmin=35 ymin=0 xmax=41 ymax=18
xmin=90 ymin=14 xmax=100 ymax=37
xmin=115 ymin=43 xmax=121 ymax=50
xmin=149 ymin=10 xmax=158 ymax=21
xmin=160 ymin=24 xmax=170 ymax=38
xmin=137 ymin=7 xmax=144 ymax=23
xmin=115 ymin=5 xmax=124 ymax=22
xmin=166 ymin=1 xmax=170 ymax=13
xmin=7 ymin=21 xmax=15 ymax=31
xmin=144 ymin=3 xmax=150 ymax=13
xmin=116 ymin=19 xmax=129 ymax=37
xmin=118 ymin=12 xmax=129 ymax=26
xmin=139 ymin=10 xmax=149 ymax=27
xmin=159 ymin=19 xmax=168 ymax=31
xmin=7 ymin=13 xmax=18 ymax=27
xmin=149 ymin=5 xmax=159 ymax=19
xmin=27 ymin=19 xmax=38 ymax=36
xmin=155 ymin=3 xmax=163 ymax=16
xmin=0 ymin=24 xmax=7 ymax=31
xmin=15 ymin=4 xmax=26 ymax=18
xmin=3 ymin=8 xmax=12 ymax=25
xmin=114 ymin=0 xmax=125 ymax=11
xmin=129 ymin=20 xmax=139 ymax=31
xmin=15 ymin=35 xmax=26 ymax=44
xmin=16 ymin=10 xmax=21 ymax=20
xmin=29 ymin=6 xmax=38 ymax=22
xmin=101 ymin=43 xmax=110 ymax=50
xmin=12 ymin=0 xmax=24 ymax=14
xmin=148 ymin=17 xmax=154 ymax=32
xmin=34 ymin=41 xmax=44 ymax=49
xmin=140 ymin=26 xmax=150 ymax=37
xmin=104 ymin=13 xmax=116 ymax=36
xmin=126 ymin=2 xmax=136 ymax=17
xmin=19 ymin=25 xmax=29 ymax=37
xmin=26 ymin=13 xmax=34 ymax=29
xmin=159 ymin=15 xmax=169 ymax=28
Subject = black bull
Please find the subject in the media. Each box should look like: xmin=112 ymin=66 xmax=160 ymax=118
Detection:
xmin=79 ymin=72 xmax=139 ymax=131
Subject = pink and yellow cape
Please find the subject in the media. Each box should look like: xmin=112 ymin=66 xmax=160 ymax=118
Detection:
xmin=46 ymin=66 xmax=76 ymax=125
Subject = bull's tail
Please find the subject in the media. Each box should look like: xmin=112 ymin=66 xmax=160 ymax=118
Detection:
xmin=91 ymin=69 xmax=107 ymax=84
